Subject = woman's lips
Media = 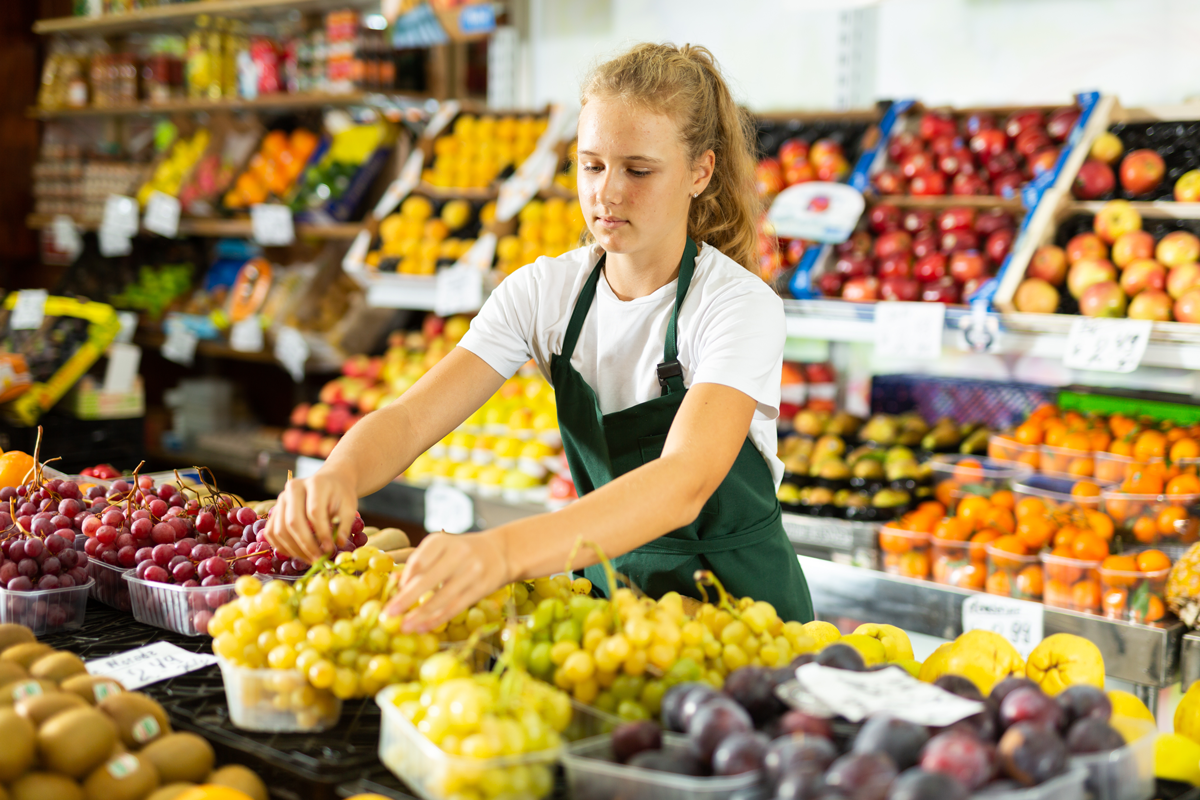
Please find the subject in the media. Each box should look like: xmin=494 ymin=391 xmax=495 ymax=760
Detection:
xmin=596 ymin=216 xmax=627 ymax=229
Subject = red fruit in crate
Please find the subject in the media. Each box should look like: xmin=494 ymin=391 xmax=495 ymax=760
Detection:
xmin=1175 ymin=169 xmax=1200 ymax=202
xmin=963 ymin=112 xmax=998 ymax=137
xmin=952 ymin=173 xmax=990 ymax=196
xmin=317 ymin=436 xmax=339 ymax=459
xmin=878 ymin=254 xmax=914 ymax=280
xmin=842 ymin=276 xmax=880 ymax=301
xmin=931 ymin=135 xmax=960 ymax=157
xmin=281 ymin=428 xmax=304 ymax=453
xmin=911 ymin=170 xmax=947 ymax=196
xmin=1028 ymin=148 xmax=1061 ymax=179
xmin=1158 ymin=231 xmax=1200 ymax=267
xmin=1119 ymin=149 xmax=1166 ymax=195
xmin=1068 ymin=258 xmax=1117 ymax=299
xmin=1066 ymin=232 xmax=1108 ymax=264
xmin=785 ymin=239 xmax=807 ymax=266
xmin=1073 ymin=159 xmax=1116 ymax=199
xmin=289 ymin=403 xmax=311 ymax=427
xmin=755 ymin=158 xmax=785 ymax=196
xmin=938 ymin=207 xmax=977 ymax=232
xmin=900 ymin=151 xmax=935 ymax=179
xmin=760 ymin=251 xmax=785 ymax=281
xmin=838 ymin=230 xmax=874 ymax=255
xmin=875 ymin=230 xmax=914 ymax=259
xmin=1128 ymin=289 xmax=1173 ymax=321
xmin=816 ymin=271 xmax=846 ymax=297
xmin=985 ymin=229 xmax=1016 ymax=265
xmin=992 ymin=172 xmax=1026 ymax=198
xmin=868 ymin=204 xmax=903 ymax=234
xmin=913 ymin=233 xmax=939 ymax=260
xmin=922 ymin=276 xmax=961 ymax=304
xmin=1094 ymin=199 xmax=1143 ymax=244
xmin=1046 ymin=107 xmax=1081 ymax=142
xmin=975 ymin=209 xmax=1015 ymax=236
xmin=914 ymin=252 xmax=949 ymax=282
xmin=1168 ymin=262 xmax=1200 ymax=299
xmin=816 ymin=156 xmax=850 ymax=183
xmin=1005 ymin=109 xmax=1047 ymax=139
xmin=1080 ymin=281 xmax=1128 ymax=318
xmin=881 ymin=276 xmax=921 ymax=301
xmin=1015 ymin=278 xmax=1061 ymax=313
xmin=1174 ymin=287 xmax=1200 ymax=322
xmin=1028 ymin=245 xmax=1068 ymax=286
xmin=778 ymin=138 xmax=810 ymax=170
xmin=920 ymin=730 xmax=995 ymax=791
xmin=970 ymin=129 xmax=1009 ymax=160
xmin=811 ymin=138 xmax=845 ymax=167
xmin=962 ymin=276 xmax=989 ymax=301
xmin=806 ymin=363 xmax=836 ymax=383
xmin=1111 ymin=230 xmax=1156 ymax=268
xmin=1014 ymin=127 xmax=1051 ymax=158
xmin=939 ymin=149 xmax=975 ymax=176
xmin=888 ymin=131 xmax=923 ymax=163
xmin=950 ymin=251 xmax=987 ymax=283
xmin=920 ymin=112 xmax=958 ymax=141
xmin=298 ymin=431 xmax=323 ymax=457
xmin=874 ymin=168 xmax=907 ymax=195
xmin=985 ymin=151 xmax=1020 ymax=178
xmin=902 ymin=209 xmax=935 ymax=234
xmin=785 ymin=161 xmax=817 ymax=186
xmin=941 ymin=229 xmax=980 ymax=253
xmin=835 ymin=253 xmax=874 ymax=278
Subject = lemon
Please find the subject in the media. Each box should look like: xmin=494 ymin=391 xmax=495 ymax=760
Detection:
xmin=838 ymin=634 xmax=887 ymax=666
xmin=800 ymin=621 xmax=841 ymax=649
xmin=1155 ymin=733 xmax=1200 ymax=785
xmin=1026 ymin=634 xmax=1105 ymax=696
xmin=852 ymin=623 xmax=914 ymax=662
xmin=1111 ymin=714 xmax=1157 ymax=743
xmin=1108 ymin=690 xmax=1156 ymax=723
xmin=1177 ymin=680 xmax=1200 ymax=744
xmin=893 ymin=659 xmax=922 ymax=679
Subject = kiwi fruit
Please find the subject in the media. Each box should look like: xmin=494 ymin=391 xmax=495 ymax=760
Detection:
xmin=0 ymin=678 xmax=58 ymax=705
xmin=99 ymin=692 xmax=171 ymax=748
xmin=147 ymin=785 xmax=197 ymax=800
xmin=0 ymin=707 xmax=36 ymax=781
xmin=29 ymin=651 xmax=87 ymax=682
xmin=9 ymin=772 xmax=83 ymax=800
xmin=0 ymin=623 xmax=35 ymax=653
xmin=209 ymin=764 xmax=268 ymax=800
xmin=0 ymin=660 xmax=27 ymax=686
xmin=139 ymin=732 xmax=214 ymax=784
xmin=1 ymin=643 xmax=54 ymax=669
xmin=83 ymin=752 xmax=160 ymax=800
xmin=36 ymin=706 xmax=118 ymax=779
xmin=61 ymin=674 xmax=125 ymax=705
xmin=15 ymin=691 xmax=87 ymax=726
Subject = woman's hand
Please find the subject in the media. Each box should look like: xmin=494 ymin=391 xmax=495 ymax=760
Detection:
xmin=265 ymin=467 xmax=358 ymax=563
xmin=385 ymin=531 xmax=511 ymax=633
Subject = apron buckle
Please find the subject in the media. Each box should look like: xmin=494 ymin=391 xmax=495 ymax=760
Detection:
xmin=656 ymin=360 xmax=683 ymax=392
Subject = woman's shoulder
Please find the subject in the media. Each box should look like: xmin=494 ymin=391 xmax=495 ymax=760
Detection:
xmin=693 ymin=243 xmax=784 ymax=308
xmin=501 ymin=245 xmax=595 ymax=293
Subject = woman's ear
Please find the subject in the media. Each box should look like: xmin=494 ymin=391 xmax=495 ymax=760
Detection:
xmin=692 ymin=149 xmax=715 ymax=196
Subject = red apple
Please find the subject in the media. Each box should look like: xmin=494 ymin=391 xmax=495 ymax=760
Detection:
xmin=785 ymin=162 xmax=817 ymax=186
xmin=910 ymin=170 xmax=947 ymax=196
xmin=778 ymin=138 xmax=810 ymax=170
xmin=1015 ymin=278 xmax=1060 ymax=313
xmin=1175 ymin=170 xmax=1200 ymax=203
xmin=289 ymin=402 xmax=312 ymax=428
xmin=970 ymin=129 xmax=1008 ymax=160
xmin=1156 ymin=231 xmax=1200 ymax=267
xmin=912 ymin=233 xmax=939 ymax=259
xmin=842 ymin=276 xmax=880 ymax=301
xmin=941 ymin=229 xmax=980 ymax=253
xmin=888 ymin=131 xmax=923 ymax=163
xmin=1128 ymin=289 xmax=1173 ymax=321
xmin=1015 ymin=129 xmax=1052 ymax=160
xmin=920 ymin=112 xmax=958 ymax=141
xmin=1046 ymin=107 xmax=1081 ymax=141
xmin=755 ymin=159 xmax=785 ymax=196
xmin=1174 ymin=287 xmax=1200 ymax=322
xmin=281 ymin=428 xmax=305 ymax=453
xmin=900 ymin=151 xmax=935 ymax=179
xmin=902 ymin=209 xmax=935 ymax=234
xmin=1168 ymin=262 xmax=1200 ymax=299
xmin=785 ymin=238 xmax=807 ymax=265
xmin=874 ymin=168 xmax=907 ymax=195
xmin=875 ymin=230 xmax=913 ymax=259
xmin=914 ymin=252 xmax=949 ymax=282
xmin=976 ymin=209 xmax=1015 ymax=236
xmin=1119 ymin=258 xmax=1166 ymax=295
xmin=878 ymin=254 xmax=914 ymax=280
xmin=1066 ymin=232 xmax=1108 ymax=264
xmin=985 ymin=151 xmax=1020 ymax=178
xmin=835 ymin=252 xmax=874 ymax=278
xmin=938 ymin=207 xmax=977 ymax=232
xmin=1068 ymin=258 xmax=1117 ymax=299
xmin=950 ymin=251 xmax=987 ymax=283
xmin=985 ymin=228 xmax=1015 ymax=265
xmin=837 ymin=230 xmax=873 ymax=255
xmin=951 ymin=172 xmax=989 ymax=195
xmin=1073 ymin=159 xmax=1116 ymax=200
xmin=815 ymin=157 xmax=850 ymax=183
xmin=963 ymin=112 xmax=997 ymax=136
xmin=1093 ymin=199 xmax=1143 ymax=244
xmin=881 ymin=276 xmax=921 ymax=301
xmin=921 ymin=276 xmax=961 ymax=303
xmin=1111 ymin=230 xmax=1156 ymax=267
xmin=930 ymin=135 xmax=960 ymax=157
xmin=817 ymin=271 xmax=845 ymax=296
xmin=1091 ymin=132 xmax=1125 ymax=165
xmin=811 ymin=138 xmax=845 ymax=167
xmin=1005 ymin=109 xmax=1046 ymax=139
xmin=869 ymin=204 xmax=903 ymax=234
xmin=1119 ymin=149 xmax=1166 ymax=195
xmin=298 ymin=431 xmax=323 ymax=457
xmin=938 ymin=148 xmax=974 ymax=176
xmin=991 ymin=172 xmax=1026 ymax=198
xmin=1079 ymin=281 xmax=1128 ymax=317
xmin=1028 ymin=148 xmax=1060 ymax=179
xmin=1028 ymin=245 xmax=1068 ymax=285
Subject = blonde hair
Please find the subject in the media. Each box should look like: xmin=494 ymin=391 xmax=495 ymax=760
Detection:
xmin=580 ymin=43 xmax=762 ymax=274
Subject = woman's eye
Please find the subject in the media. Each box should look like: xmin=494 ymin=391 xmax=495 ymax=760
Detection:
xmin=581 ymin=164 xmax=603 ymax=173
xmin=628 ymin=169 xmax=650 ymax=177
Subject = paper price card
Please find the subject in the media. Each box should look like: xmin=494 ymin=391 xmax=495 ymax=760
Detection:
xmin=87 ymin=642 xmax=216 ymax=691
xmin=102 ymin=194 xmax=140 ymax=236
xmin=10 ymin=290 xmax=48 ymax=331
xmin=51 ymin=215 xmax=83 ymax=262
xmin=373 ymin=149 xmax=425 ymax=218
xmin=143 ymin=191 xmax=181 ymax=238
xmin=251 ymin=204 xmax=296 ymax=247
xmin=161 ymin=325 xmax=198 ymax=367
xmin=962 ymin=594 xmax=1044 ymax=659
xmin=229 ymin=315 xmax=264 ymax=353
xmin=873 ymin=301 xmax=945 ymax=361
xmin=779 ymin=662 xmax=985 ymax=726
xmin=435 ymin=233 xmax=495 ymax=316
xmin=424 ymin=100 xmax=461 ymax=139
xmin=1063 ymin=317 xmax=1152 ymax=373
xmin=425 ymin=484 xmax=475 ymax=534
xmin=274 ymin=325 xmax=310 ymax=382
xmin=98 ymin=226 xmax=133 ymax=258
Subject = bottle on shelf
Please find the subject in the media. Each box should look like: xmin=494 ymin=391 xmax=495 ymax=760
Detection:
xmin=186 ymin=15 xmax=212 ymax=100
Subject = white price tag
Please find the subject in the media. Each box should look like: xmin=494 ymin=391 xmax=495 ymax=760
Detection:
xmin=143 ymin=191 xmax=181 ymax=238
xmin=435 ymin=265 xmax=484 ymax=317
xmin=86 ymin=642 xmax=216 ymax=691
xmin=342 ymin=229 xmax=372 ymax=274
xmin=103 ymin=342 xmax=141 ymax=394
xmin=767 ymin=183 xmax=865 ymax=243
xmin=535 ymin=103 xmax=566 ymax=153
xmin=251 ymin=204 xmax=296 ymax=247
xmin=558 ymin=106 xmax=580 ymax=144
xmin=962 ymin=594 xmax=1044 ymax=659
xmin=874 ymin=301 xmax=946 ymax=361
xmin=98 ymin=226 xmax=133 ymax=257
xmin=425 ymin=484 xmax=475 ymax=534
xmin=496 ymin=150 xmax=558 ymax=223
xmin=114 ymin=311 xmax=139 ymax=344
xmin=229 ymin=315 xmax=264 ymax=353
xmin=424 ymin=100 xmax=461 ymax=139
xmin=295 ymin=455 xmax=324 ymax=479
xmin=102 ymin=194 xmax=140 ymax=237
xmin=274 ymin=325 xmax=310 ymax=382
xmin=161 ymin=325 xmax=198 ymax=366
xmin=957 ymin=303 xmax=1001 ymax=353
xmin=51 ymin=215 xmax=83 ymax=262
xmin=373 ymin=149 xmax=425 ymax=218
xmin=10 ymin=289 xmax=49 ymax=331
xmin=780 ymin=663 xmax=986 ymax=726
xmin=1063 ymin=318 xmax=1152 ymax=373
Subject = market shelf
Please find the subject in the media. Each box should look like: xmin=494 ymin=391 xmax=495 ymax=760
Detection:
xmin=28 ymin=90 xmax=428 ymax=119
xmin=26 ymin=213 xmax=364 ymax=241
xmin=135 ymin=328 xmax=344 ymax=372
xmin=35 ymin=0 xmax=383 ymax=36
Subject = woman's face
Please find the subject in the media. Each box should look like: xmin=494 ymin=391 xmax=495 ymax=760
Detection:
xmin=576 ymin=95 xmax=711 ymax=260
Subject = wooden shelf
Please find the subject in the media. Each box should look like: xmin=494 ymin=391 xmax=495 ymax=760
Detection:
xmin=26 ymin=213 xmax=363 ymax=240
xmin=35 ymin=0 xmax=381 ymax=36
xmin=29 ymin=91 xmax=427 ymax=119
xmin=135 ymin=328 xmax=342 ymax=371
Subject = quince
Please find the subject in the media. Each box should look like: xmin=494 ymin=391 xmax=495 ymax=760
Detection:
xmin=853 ymin=623 xmax=914 ymax=662
xmin=940 ymin=630 xmax=1025 ymax=696
xmin=1156 ymin=733 xmax=1200 ymax=785
xmin=1176 ymin=679 xmax=1200 ymax=744
xmin=1110 ymin=714 xmax=1157 ymax=744
xmin=1026 ymin=633 xmax=1104 ymax=696
xmin=800 ymin=621 xmax=842 ymax=649
xmin=1108 ymin=690 xmax=1155 ymax=723
xmin=918 ymin=642 xmax=954 ymax=683
xmin=838 ymin=634 xmax=888 ymax=666
xmin=893 ymin=659 xmax=922 ymax=678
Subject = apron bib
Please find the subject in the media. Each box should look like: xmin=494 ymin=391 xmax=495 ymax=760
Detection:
xmin=549 ymin=238 xmax=813 ymax=623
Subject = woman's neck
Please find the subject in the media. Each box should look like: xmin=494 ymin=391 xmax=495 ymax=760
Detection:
xmin=602 ymin=234 xmax=689 ymax=301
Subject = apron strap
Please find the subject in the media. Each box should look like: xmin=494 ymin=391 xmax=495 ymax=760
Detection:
xmin=657 ymin=238 xmax=698 ymax=396
xmin=559 ymin=253 xmax=606 ymax=362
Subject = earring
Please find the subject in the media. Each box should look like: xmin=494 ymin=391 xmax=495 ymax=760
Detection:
xmin=692 ymin=192 xmax=699 ymax=198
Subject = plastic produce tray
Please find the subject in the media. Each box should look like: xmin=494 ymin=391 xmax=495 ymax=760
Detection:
xmin=218 ymin=659 xmax=342 ymax=733
xmin=87 ymin=558 xmax=132 ymax=610
xmin=0 ymin=579 xmax=92 ymax=635
xmin=124 ymin=572 xmax=238 ymax=636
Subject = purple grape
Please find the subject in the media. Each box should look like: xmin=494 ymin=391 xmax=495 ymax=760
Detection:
xmin=167 ymin=517 xmax=191 ymax=538
xmin=8 ymin=541 xmax=25 ymax=561
xmin=58 ymin=575 xmax=75 ymax=589
xmin=96 ymin=525 xmax=118 ymax=545
xmin=101 ymin=549 xmax=120 ymax=566
xmin=68 ymin=565 xmax=87 ymax=583
xmin=17 ymin=502 xmax=35 ymax=517
xmin=0 ymin=562 xmax=18 ymax=585
xmin=130 ymin=518 xmax=152 ymax=539
xmin=17 ymin=559 xmax=38 ymax=579
xmin=151 ymin=544 xmax=175 ymax=567
xmin=151 ymin=523 xmax=175 ymax=545
xmin=172 ymin=561 xmax=196 ymax=582
xmin=44 ymin=534 xmax=68 ymax=555
xmin=0 ymin=487 xmax=14 ymax=501
xmin=200 ymin=575 xmax=224 ymax=587
xmin=181 ymin=579 xmax=199 ymax=588
xmin=147 ymin=498 xmax=168 ymax=518
xmin=117 ymin=546 xmax=137 ymax=568
xmin=168 ymin=555 xmax=189 ymax=569
xmin=36 ymin=575 xmax=59 ymax=590
xmin=59 ymin=481 xmax=79 ymax=499
xmin=115 ymin=533 xmax=135 ymax=550
xmin=174 ymin=538 xmax=197 ymax=557
xmin=254 ymin=557 xmax=272 ymax=574
xmin=202 ymin=556 xmax=228 ymax=577
xmin=24 ymin=538 xmax=43 ymax=558
xmin=86 ymin=486 xmax=105 ymax=500
xmin=8 ymin=576 xmax=32 ymax=591
xmin=216 ymin=546 xmax=235 ymax=560
xmin=134 ymin=546 xmax=154 ymax=563
xmin=112 ymin=480 xmax=130 ymax=493
xmin=41 ymin=557 xmax=61 ymax=576
xmin=192 ymin=544 xmax=215 ymax=561
xmin=232 ymin=559 xmax=256 ymax=576
xmin=143 ymin=565 xmax=169 ymax=583
xmin=235 ymin=506 xmax=258 ymax=526
xmin=57 ymin=498 xmax=81 ymax=517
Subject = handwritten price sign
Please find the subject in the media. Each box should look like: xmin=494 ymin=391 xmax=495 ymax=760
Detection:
xmin=1063 ymin=318 xmax=1152 ymax=373
xmin=962 ymin=594 xmax=1044 ymax=658
xmin=86 ymin=642 xmax=216 ymax=690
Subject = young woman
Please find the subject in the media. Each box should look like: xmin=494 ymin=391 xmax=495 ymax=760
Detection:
xmin=266 ymin=42 xmax=813 ymax=631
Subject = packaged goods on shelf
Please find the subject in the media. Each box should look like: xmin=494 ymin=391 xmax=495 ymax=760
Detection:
xmin=136 ymin=125 xmax=211 ymax=206
xmin=32 ymin=132 xmax=151 ymax=222
xmin=291 ymin=119 xmax=398 ymax=223
xmin=178 ymin=116 xmax=263 ymax=216
xmin=222 ymin=127 xmax=323 ymax=210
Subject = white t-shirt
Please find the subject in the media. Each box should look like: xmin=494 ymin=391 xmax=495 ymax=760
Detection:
xmin=459 ymin=242 xmax=787 ymax=486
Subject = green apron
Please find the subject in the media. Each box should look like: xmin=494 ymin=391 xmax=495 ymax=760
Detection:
xmin=549 ymin=238 xmax=813 ymax=623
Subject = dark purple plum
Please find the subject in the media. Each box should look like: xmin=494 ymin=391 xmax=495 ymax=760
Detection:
xmin=824 ymin=751 xmax=898 ymax=800
xmin=611 ymin=720 xmax=662 ymax=764
xmin=997 ymin=722 xmax=1067 ymax=786
xmin=1064 ymin=718 xmax=1124 ymax=754
xmin=919 ymin=730 xmax=995 ymax=790
xmin=1055 ymin=685 xmax=1111 ymax=732
xmin=933 ymin=675 xmax=984 ymax=703
xmin=853 ymin=715 xmax=930 ymax=771
xmin=998 ymin=687 xmax=1061 ymax=733
xmin=687 ymin=696 xmax=753 ymax=764
xmin=886 ymin=767 xmax=968 ymax=800
xmin=989 ymin=677 xmax=1039 ymax=709
xmin=724 ymin=666 xmax=785 ymax=725
xmin=815 ymin=644 xmax=866 ymax=671
xmin=712 ymin=730 xmax=769 ymax=775
xmin=662 ymin=682 xmax=715 ymax=733
xmin=778 ymin=710 xmax=835 ymax=739
xmin=775 ymin=765 xmax=828 ymax=800
xmin=766 ymin=735 xmax=838 ymax=789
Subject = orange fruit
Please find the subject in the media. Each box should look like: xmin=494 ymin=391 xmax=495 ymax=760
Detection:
xmin=953 ymin=459 xmax=985 ymax=484
xmin=1043 ymin=423 xmax=1068 ymax=448
xmin=898 ymin=550 xmax=930 ymax=579
xmin=934 ymin=517 xmax=972 ymax=542
xmin=1102 ymin=587 xmax=1128 ymax=618
xmin=1110 ymin=437 xmax=1135 ymax=457
xmin=1072 ymin=578 xmax=1102 ymax=611
xmin=1109 ymin=414 xmax=1136 ymax=439
xmin=981 ymin=506 xmax=1016 ymax=534
xmin=991 ymin=534 xmax=1029 ymax=556
xmin=1144 ymin=595 xmax=1165 ymax=622
xmin=0 ymin=451 xmax=34 ymax=489
xmin=1072 ymin=532 xmax=1109 ymax=561
xmin=917 ymin=500 xmax=947 ymax=518
xmin=1168 ymin=426 xmax=1188 ymax=443
xmin=1089 ymin=429 xmax=1113 ymax=452
xmin=1126 ymin=468 xmax=1164 ymax=496
xmin=954 ymin=562 xmax=986 ymax=590
xmin=986 ymin=570 xmax=1012 ymax=597
xmin=880 ymin=528 xmax=916 ymax=554
xmin=1044 ymin=578 xmax=1073 ymax=606
xmin=957 ymin=495 xmax=993 ymax=527
xmin=1067 ymin=456 xmax=1096 ymax=477
xmin=1015 ymin=497 xmax=1046 ymax=520
xmin=1054 ymin=526 xmax=1079 ymax=550
xmin=1015 ymin=422 xmax=1043 ymax=446
xmin=1016 ymin=565 xmax=1044 ymax=598
xmin=935 ymin=480 xmax=957 ymax=509
xmin=1064 ymin=432 xmax=1093 ymax=452
xmin=1016 ymin=516 xmax=1055 ymax=551
xmin=1102 ymin=554 xmax=1138 ymax=572
xmin=991 ymin=490 xmax=1015 ymax=510
xmin=1166 ymin=474 xmax=1200 ymax=496
xmin=1083 ymin=510 xmax=1115 ymax=541
xmin=1017 ymin=451 xmax=1041 ymax=470
xmin=1030 ymin=403 xmax=1058 ymax=420
xmin=1157 ymin=506 xmax=1189 ymax=537
xmin=1170 ymin=438 xmax=1200 ymax=461
xmin=1071 ymin=481 xmax=1101 ymax=498
xmin=1132 ymin=515 xmax=1159 ymax=544
xmin=1134 ymin=430 xmax=1168 ymax=462
xmin=1135 ymin=549 xmax=1171 ymax=573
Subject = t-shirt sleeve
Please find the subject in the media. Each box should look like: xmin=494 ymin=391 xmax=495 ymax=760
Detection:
xmin=457 ymin=266 xmax=538 ymax=379
xmin=689 ymin=285 xmax=785 ymax=421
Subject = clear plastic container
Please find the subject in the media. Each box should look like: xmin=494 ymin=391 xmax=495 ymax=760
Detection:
xmin=971 ymin=768 xmax=1087 ymax=800
xmin=1039 ymin=444 xmax=1095 ymax=479
xmin=986 ymin=545 xmax=1043 ymax=601
xmin=123 ymin=572 xmax=238 ymax=636
xmin=878 ymin=526 xmax=931 ymax=580
xmin=563 ymin=733 xmax=763 ymax=800
xmin=1093 ymin=453 xmax=1163 ymax=486
xmin=87 ymin=558 xmax=132 ymax=611
xmin=0 ymin=579 xmax=92 ymax=635
xmin=931 ymin=537 xmax=986 ymax=590
xmin=930 ymin=455 xmax=1033 ymax=512
xmin=1069 ymin=732 xmax=1154 ymax=800
xmin=218 ymin=658 xmax=341 ymax=732
xmin=989 ymin=433 xmax=1041 ymax=471
xmin=376 ymin=684 xmax=612 ymax=800
xmin=1013 ymin=475 xmax=1107 ymax=513
xmin=1097 ymin=565 xmax=1170 ymax=623
xmin=1101 ymin=489 xmax=1200 ymax=546
xmin=1041 ymin=553 xmax=1102 ymax=613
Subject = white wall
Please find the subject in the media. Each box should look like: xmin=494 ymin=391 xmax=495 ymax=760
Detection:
xmin=519 ymin=0 xmax=1200 ymax=111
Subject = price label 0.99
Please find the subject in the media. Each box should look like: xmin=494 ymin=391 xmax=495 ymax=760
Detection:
xmin=962 ymin=594 xmax=1044 ymax=659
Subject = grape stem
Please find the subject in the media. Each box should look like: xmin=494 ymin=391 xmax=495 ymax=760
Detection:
xmin=694 ymin=570 xmax=742 ymax=620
